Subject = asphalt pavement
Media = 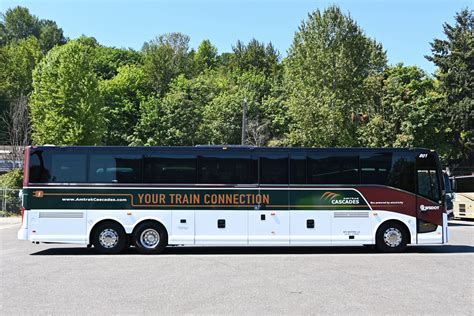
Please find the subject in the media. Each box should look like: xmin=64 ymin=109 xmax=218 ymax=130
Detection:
xmin=1 ymin=218 xmax=473 ymax=314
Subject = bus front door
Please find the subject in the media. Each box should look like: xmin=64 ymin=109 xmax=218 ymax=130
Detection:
xmin=416 ymin=151 xmax=445 ymax=244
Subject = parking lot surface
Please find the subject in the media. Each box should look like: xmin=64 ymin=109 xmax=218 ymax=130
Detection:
xmin=1 ymin=218 xmax=473 ymax=314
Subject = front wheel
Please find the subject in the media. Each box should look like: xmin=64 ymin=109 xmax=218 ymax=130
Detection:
xmin=133 ymin=222 xmax=168 ymax=254
xmin=376 ymin=222 xmax=408 ymax=253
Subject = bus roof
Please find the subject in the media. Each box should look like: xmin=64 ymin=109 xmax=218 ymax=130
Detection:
xmin=28 ymin=145 xmax=433 ymax=153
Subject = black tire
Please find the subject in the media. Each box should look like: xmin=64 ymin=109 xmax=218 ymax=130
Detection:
xmin=133 ymin=221 xmax=168 ymax=254
xmin=376 ymin=221 xmax=408 ymax=253
xmin=92 ymin=222 xmax=127 ymax=254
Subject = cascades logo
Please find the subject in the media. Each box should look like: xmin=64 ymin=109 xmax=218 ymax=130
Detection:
xmin=321 ymin=191 xmax=360 ymax=205
xmin=321 ymin=192 xmax=341 ymax=200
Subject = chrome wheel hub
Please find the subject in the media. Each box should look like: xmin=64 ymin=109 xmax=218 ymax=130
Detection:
xmin=383 ymin=228 xmax=402 ymax=247
xmin=99 ymin=228 xmax=119 ymax=248
xmin=140 ymin=229 xmax=160 ymax=249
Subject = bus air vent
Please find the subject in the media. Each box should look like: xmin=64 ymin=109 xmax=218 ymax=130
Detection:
xmin=334 ymin=212 xmax=369 ymax=218
xmin=39 ymin=212 xmax=84 ymax=219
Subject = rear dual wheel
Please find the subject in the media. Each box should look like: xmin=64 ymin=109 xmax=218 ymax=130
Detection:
xmin=92 ymin=221 xmax=168 ymax=255
xmin=133 ymin=222 xmax=168 ymax=254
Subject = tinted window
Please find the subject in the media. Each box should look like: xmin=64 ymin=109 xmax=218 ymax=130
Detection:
xmin=454 ymin=177 xmax=474 ymax=193
xmin=388 ymin=153 xmax=415 ymax=193
xmin=259 ymin=154 xmax=288 ymax=184
xmin=29 ymin=150 xmax=87 ymax=183
xmin=144 ymin=153 xmax=197 ymax=184
xmin=51 ymin=154 xmax=87 ymax=183
xmin=417 ymin=170 xmax=440 ymax=201
xmin=307 ymin=152 xmax=359 ymax=184
xmin=89 ymin=153 xmax=142 ymax=183
xmin=360 ymin=152 xmax=391 ymax=185
xmin=290 ymin=155 xmax=306 ymax=184
xmin=29 ymin=150 xmax=51 ymax=183
xmin=416 ymin=153 xmax=440 ymax=201
xmin=361 ymin=151 xmax=415 ymax=193
xmin=199 ymin=153 xmax=257 ymax=184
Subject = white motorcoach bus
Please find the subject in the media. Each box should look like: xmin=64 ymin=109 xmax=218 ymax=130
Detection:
xmin=18 ymin=146 xmax=448 ymax=254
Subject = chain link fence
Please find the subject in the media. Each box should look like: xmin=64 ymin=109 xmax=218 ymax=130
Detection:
xmin=1 ymin=188 xmax=22 ymax=216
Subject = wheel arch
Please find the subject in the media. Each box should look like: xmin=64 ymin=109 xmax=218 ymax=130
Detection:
xmin=88 ymin=218 xmax=126 ymax=245
xmin=375 ymin=219 xmax=412 ymax=245
xmin=131 ymin=218 xmax=169 ymax=240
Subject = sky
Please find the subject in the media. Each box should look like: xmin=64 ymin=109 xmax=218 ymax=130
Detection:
xmin=1 ymin=0 xmax=471 ymax=74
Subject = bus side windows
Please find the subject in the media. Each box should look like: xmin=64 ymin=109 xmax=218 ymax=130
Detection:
xmin=51 ymin=154 xmax=87 ymax=183
xmin=29 ymin=150 xmax=87 ymax=183
xmin=144 ymin=155 xmax=197 ymax=184
xmin=290 ymin=156 xmax=306 ymax=184
xmin=89 ymin=154 xmax=142 ymax=183
xmin=307 ymin=153 xmax=359 ymax=184
xmin=259 ymin=155 xmax=288 ymax=184
xmin=360 ymin=153 xmax=391 ymax=185
xmin=387 ymin=155 xmax=415 ymax=193
xmin=198 ymin=155 xmax=256 ymax=184
xmin=360 ymin=152 xmax=415 ymax=194
xmin=29 ymin=150 xmax=52 ymax=183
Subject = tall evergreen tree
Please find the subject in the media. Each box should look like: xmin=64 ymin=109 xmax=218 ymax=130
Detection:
xmin=0 ymin=6 xmax=66 ymax=51
xmin=426 ymin=8 xmax=474 ymax=161
xmin=285 ymin=6 xmax=387 ymax=147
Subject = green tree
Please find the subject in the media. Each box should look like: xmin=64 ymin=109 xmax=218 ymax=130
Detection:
xmin=230 ymin=39 xmax=280 ymax=76
xmin=0 ymin=168 xmax=23 ymax=215
xmin=426 ymin=8 xmax=473 ymax=160
xmin=30 ymin=39 xmax=104 ymax=145
xmin=0 ymin=168 xmax=23 ymax=189
xmin=142 ymin=32 xmax=192 ymax=96
xmin=100 ymin=64 xmax=149 ymax=145
xmin=358 ymin=64 xmax=449 ymax=155
xmin=38 ymin=19 xmax=67 ymax=52
xmin=0 ymin=6 xmax=40 ymax=44
xmin=0 ymin=6 xmax=66 ymax=51
xmin=95 ymin=46 xmax=143 ymax=80
xmin=285 ymin=6 xmax=387 ymax=147
xmin=201 ymin=90 xmax=243 ymax=145
xmin=260 ymin=80 xmax=289 ymax=145
xmin=130 ymin=71 xmax=226 ymax=146
xmin=0 ymin=36 xmax=43 ymax=100
xmin=159 ymin=75 xmax=206 ymax=145
xmin=129 ymin=95 xmax=163 ymax=146
xmin=0 ymin=36 xmax=42 ymax=141
xmin=200 ymin=70 xmax=271 ymax=145
xmin=194 ymin=39 xmax=218 ymax=74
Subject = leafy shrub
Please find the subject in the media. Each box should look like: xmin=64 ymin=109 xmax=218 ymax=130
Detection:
xmin=0 ymin=169 xmax=23 ymax=216
xmin=0 ymin=169 xmax=23 ymax=189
